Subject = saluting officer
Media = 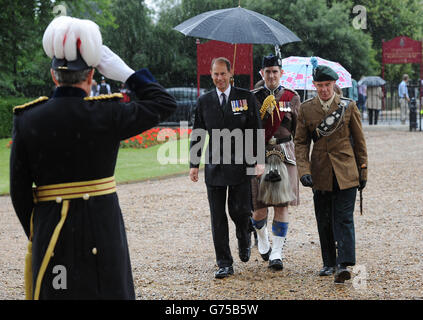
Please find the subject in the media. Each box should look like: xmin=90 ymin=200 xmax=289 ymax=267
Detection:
xmin=10 ymin=16 xmax=176 ymax=299
xmin=250 ymin=54 xmax=300 ymax=271
xmin=294 ymin=59 xmax=367 ymax=283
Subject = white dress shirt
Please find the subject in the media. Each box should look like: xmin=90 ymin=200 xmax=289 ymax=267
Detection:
xmin=216 ymin=86 xmax=231 ymax=106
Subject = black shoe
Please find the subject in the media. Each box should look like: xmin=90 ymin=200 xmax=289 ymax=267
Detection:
xmin=260 ymin=247 xmax=272 ymax=261
xmin=334 ymin=265 xmax=351 ymax=283
xmin=319 ymin=266 xmax=335 ymax=276
xmin=215 ymin=266 xmax=234 ymax=279
xmin=238 ymin=238 xmax=251 ymax=262
xmin=239 ymin=246 xmax=251 ymax=262
xmin=268 ymin=259 xmax=283 ymax=270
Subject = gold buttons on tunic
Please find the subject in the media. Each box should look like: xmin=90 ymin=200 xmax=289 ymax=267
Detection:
xmin=56 ymin=197 xmax=62 ymax=203
xmin=83 ymin=193 xmax=90 ymax=200
xmin=92 ymin=247 xmax=98 ymax=255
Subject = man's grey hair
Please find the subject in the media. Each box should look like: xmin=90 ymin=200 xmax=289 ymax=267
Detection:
xmin=211 ymin=57 xmax=231 ymax=72
xmin=53 ymin=68 xmax=92 ymax=85
xmin=403 ymin=74 xmax=409 ymax=81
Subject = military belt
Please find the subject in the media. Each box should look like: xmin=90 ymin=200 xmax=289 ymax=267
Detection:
xmin=33 ymin=176 xmax=117 ymax=203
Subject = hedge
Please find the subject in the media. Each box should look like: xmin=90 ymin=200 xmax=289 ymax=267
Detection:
xmin=0 ymin=97 xmax=36 ymax=138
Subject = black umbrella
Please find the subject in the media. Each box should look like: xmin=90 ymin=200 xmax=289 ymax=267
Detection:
xmin=358 ymin=76 xmax=386 ymax=87
xmin=173 ymin=6 xmax=301 ymax=45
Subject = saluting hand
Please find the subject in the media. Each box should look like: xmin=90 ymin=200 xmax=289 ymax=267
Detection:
xmin=96 ymin=45 xmax=134 ymax=83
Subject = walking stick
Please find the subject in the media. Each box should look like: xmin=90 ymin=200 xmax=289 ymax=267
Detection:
xmin=360 ymin=189 xmax=363 ymax=215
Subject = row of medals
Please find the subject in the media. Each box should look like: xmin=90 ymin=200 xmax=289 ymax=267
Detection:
xmin=231 ymin=99 xmax=249 ymax=112
xmin=279 ymin=101 xmax=291 ymax=112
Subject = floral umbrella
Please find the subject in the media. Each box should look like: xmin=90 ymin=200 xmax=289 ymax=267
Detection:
xmin=280 ymin=56 xmax=352 ymax=91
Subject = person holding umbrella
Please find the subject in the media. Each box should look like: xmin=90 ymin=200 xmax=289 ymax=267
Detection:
xmin=367 ymin=85 xmax=384 ymax=125
xmin=294 ymin=60 xmax=368 ymax=284
xmin=250 ymin=54 xmax=300 ymax=271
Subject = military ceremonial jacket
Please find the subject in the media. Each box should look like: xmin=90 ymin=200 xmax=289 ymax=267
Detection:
xmin=190 ymin=86 xmax=261 ymax=186
xmin=294 ymin=94 xmax=367 ymax=191
xmin=252 ymin=85 xmax=300 ymax=142
xmin=10 ymin=69 xmax=177 ymax=299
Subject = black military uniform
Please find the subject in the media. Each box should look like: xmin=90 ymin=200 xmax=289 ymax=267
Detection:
xmin=190 ymin=86 xmax=261 ymax=271
xmin=10 ymin=68 xmax=177 ymax=299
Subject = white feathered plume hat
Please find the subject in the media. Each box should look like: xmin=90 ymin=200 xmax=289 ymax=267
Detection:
xmin=42 ymin=16 xmax=102 ymax=71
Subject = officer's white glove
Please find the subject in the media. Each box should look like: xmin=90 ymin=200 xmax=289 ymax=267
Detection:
xmin=96 ymin=45 xmax=134 ymax=83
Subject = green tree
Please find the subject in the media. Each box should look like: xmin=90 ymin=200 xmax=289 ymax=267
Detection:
xmin=151 ymin=0 xmax=239 ymax=87
xmin=0 ymin=0 xmax=53 ymax=96
xmin=350 ymin=0 xmax=423 ymax=81
xmin=101 ymin=0 xmax=153 ymax=72
xmin=245 ymin=0 xmax=376 ymax=82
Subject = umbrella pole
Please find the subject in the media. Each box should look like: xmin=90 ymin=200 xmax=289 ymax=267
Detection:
xmin=231 ymin=43 xmax=237 ymax=87
xmin=303 ymin=64 xmax=308 ymax=101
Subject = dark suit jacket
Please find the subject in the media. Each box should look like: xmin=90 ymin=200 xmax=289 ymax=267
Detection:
xmin=190 ymin=86 xmax=261 ymax=186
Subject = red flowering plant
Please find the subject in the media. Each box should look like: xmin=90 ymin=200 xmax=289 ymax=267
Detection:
xmin=120 ymin=127 xmax=192 ymax=149
xmin=6 ymin=140 xmax=12 ymax=148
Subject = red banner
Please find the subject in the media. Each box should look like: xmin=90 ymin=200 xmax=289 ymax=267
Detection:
xmin=196 ymin=40 xmax=253 ymax=75
xmin=382 ymin=36 xmax=422 ymax=64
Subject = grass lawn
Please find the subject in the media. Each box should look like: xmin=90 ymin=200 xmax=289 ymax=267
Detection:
xmin=0 ymin=137 xmax=206 ymax=195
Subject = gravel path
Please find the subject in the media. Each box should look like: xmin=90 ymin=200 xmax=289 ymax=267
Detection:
xmin=1 ymin=127 xmax=422 ymax=300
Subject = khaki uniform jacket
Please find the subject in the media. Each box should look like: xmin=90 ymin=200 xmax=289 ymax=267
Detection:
xmin=294 ymin=94 xmax=367 ymax=191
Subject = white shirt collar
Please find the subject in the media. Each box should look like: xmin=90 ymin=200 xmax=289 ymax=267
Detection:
xmin=216 ymin=86 xmax=231 ymax=101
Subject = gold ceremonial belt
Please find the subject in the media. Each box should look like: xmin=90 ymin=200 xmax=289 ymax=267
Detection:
xmin=34 ymin=176 xmax=116 ymax=203
xmin=26 ymin=176 xmax=116 ymax=300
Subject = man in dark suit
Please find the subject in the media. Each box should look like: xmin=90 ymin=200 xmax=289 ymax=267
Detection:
xmin=189 ymin=57 xmax=263 ymax=279
xmin=10 ymin=16 xmax=176 ymax=299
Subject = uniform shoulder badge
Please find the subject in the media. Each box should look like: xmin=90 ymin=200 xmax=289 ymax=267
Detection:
xmin=339 ymin=97 xmax=353 ymax=108
xmin=84 ymin=93 xmax=123 ymax=101
xmin=13 ymin=96 xmax=49 ymax=114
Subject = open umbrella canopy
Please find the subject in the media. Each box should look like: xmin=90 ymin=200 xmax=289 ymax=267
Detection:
xmin=358 ymin=76 xmax=386 ymax=87
xmin=280 ymin=56 xmax=352 ymax=90
xmin=173 ymin=6 xmax=301 ymax=45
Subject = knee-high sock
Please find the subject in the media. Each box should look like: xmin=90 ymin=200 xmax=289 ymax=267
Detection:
xmin=270 ymin=221 xmax=289 ymax=260
xmin=251 ymin=217 xmax=270 ymax=254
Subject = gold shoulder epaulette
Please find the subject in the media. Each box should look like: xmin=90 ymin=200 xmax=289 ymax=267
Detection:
xmin=13 ymin=96 xmax=49 ymax=113
xmin=84 ymin=93 xmax=123 ymax=101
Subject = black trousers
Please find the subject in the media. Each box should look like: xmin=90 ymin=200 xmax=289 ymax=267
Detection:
xmin=206 ymin=181 xmax=251 ymax=268
xmin=313 ymin=177 xmax=357 ymax=267
xmin=368 ymin=109 xmax=380 ymax=125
